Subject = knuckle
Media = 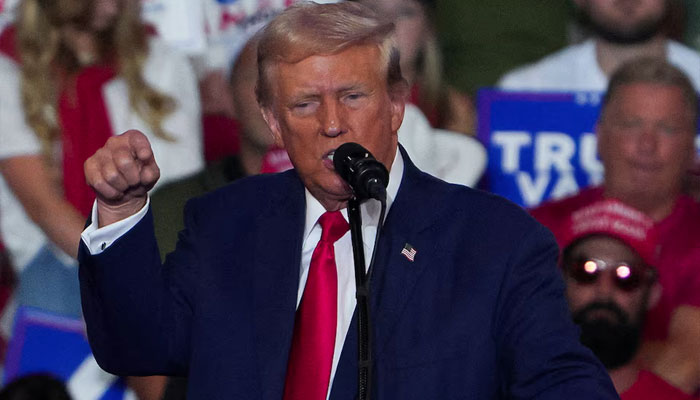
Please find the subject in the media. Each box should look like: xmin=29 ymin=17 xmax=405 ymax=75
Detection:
xmin=102 ymin=169 xmax=121 ymax=185
xmin=83 ymin=159 xmax=95 ymax=175
xmin=114 ymin=154 xmax=135 ymax=170
xmin=105 ymin=136 xmax=120 ymax=148
xmin=94 ymin=147 xmax=107 ymax=158
xmin=141 ymin=167 xmax=159 ymax=185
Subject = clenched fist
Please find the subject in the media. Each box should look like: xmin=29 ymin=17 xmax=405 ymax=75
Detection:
xmin=84 ymin=130 xmax=160 ymax=227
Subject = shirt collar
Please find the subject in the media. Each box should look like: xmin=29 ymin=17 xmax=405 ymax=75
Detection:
xmin=303 ymin=146 xmax=404 ymax=241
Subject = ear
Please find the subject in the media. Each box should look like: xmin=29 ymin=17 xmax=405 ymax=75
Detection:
xmin=261 ymin=107 xmax=285 ymax=149
xmin=389 ymin=95 xmax=406 ymax=134
xmin=647 ymin=282 xmax=662 ymax=310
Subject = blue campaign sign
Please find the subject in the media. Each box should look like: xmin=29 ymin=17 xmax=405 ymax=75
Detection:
xmin=5 ymin=307 xmax=131 ymax=400
xmin=478 ymin=89 xmax=700 ymax=208
xmin=478 ymin=90 xmax=605 ymax=208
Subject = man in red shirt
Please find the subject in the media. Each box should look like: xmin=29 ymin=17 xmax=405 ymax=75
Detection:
xmin=532 ymin=57 xmax=700 ymax=393
xmin=560 ymin=199 xmax=694 ymax=399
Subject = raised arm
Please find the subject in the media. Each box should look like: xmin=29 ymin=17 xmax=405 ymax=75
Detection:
xmin=80 ymin=130 xmax=196 ymax=376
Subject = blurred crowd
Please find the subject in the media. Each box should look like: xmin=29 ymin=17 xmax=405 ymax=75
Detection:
xmin=0 ymin=0 xmax=698 ymax=399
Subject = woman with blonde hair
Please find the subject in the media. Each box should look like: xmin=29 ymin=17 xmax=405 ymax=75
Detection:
xmin=0 ymin=0 xmax=203 ymax=317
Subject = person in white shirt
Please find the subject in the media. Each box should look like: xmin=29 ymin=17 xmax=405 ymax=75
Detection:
xmin=499 ymin=0 xmax=700 ymax=91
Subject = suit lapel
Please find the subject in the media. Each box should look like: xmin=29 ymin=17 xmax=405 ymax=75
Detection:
xmin=252 ymin=171 xmax=306 ymax=400
xmin=369 ymin=156 xmax=438 ymax=356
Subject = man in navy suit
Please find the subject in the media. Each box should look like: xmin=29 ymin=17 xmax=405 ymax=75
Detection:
xmin=79 ymin=2 xmax=618 ymax=399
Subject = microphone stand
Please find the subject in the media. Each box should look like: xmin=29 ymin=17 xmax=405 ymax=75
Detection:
xmin=348 ymin=196 xmax=386 ymax=400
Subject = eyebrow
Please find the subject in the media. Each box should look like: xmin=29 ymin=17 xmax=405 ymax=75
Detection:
xmin=288 ymin=92 xmax=320 ymax=104
xmin=337 ymin=84 xmax=365 ymax=93
xmin=288 ymin=83 xmax=370 ymax=103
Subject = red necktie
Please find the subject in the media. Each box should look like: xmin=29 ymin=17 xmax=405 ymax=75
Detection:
xmin=283 ymin=211 xmax=349 ymax=400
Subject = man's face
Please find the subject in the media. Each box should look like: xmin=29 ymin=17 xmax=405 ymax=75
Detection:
xmin=564 ymin=236 xmax=652 ymax=369
xmin=597 ymin=83 xmax=696 ymax=206
xmin=575 ymin=0 xmax=667 ymax=43
xmin=261 ymin=44 xmax=404 ymax=210
xmin=565 ymin=237 xmax=648 ymax=317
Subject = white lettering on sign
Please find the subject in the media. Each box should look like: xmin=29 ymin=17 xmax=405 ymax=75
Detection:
xmin=515 ymin=170 xmax=579 ymax=207
xmin=516 ymin=171 xmax=550 ymax=207
xmin=493 ymin=131 xmax=610 ymax=207
xmin=534 ymin=132 xmax=575 ymax=172
xmin=492 ymin=131 xmax=532 ymax=173
xmin=550 ymin=171 xmax=579 ymax=200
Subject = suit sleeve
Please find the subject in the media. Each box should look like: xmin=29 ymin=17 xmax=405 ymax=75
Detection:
xmin=79 ymin=200 xmax=201 ymax=376
xmin=494 ymin=223 xmax=620 ymax=399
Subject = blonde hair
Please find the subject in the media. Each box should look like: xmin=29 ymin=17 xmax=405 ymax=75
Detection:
xmin=16 ymin=0 xmax=174 ymax=157
xmin=256 ymin=1 xmax=407 ymax=108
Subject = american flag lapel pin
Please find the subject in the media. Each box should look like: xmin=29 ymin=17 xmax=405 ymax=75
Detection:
xmin=401 ymin=243 xmax=417 ymax=262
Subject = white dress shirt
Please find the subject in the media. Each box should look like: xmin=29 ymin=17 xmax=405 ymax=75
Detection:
xmin=81 ymin=147 xmax=404 ymax=399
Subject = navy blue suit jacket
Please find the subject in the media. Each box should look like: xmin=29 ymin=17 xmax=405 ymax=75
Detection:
xmin=79 ymin=148 xmax=618 ymax=399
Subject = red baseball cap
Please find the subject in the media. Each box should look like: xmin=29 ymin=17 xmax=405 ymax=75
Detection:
xmin=560 ymin=199 xmax=659 ymax=266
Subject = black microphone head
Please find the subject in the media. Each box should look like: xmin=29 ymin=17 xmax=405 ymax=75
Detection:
xmin=333 ymin=142 xmax=389 ymax=201
xmin=333 ymin=142 xmax=370 ymax=182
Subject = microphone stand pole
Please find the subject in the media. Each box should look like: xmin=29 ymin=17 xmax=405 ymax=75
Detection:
xmin=347 ymin=197 xmax=373 ymax=400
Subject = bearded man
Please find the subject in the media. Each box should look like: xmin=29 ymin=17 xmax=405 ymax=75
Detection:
xmin=498 ymin=0 xmax=700 ymax=91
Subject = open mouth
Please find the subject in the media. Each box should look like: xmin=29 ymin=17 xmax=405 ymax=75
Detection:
xmin=322 ymin=149 xmax=336 ymax=169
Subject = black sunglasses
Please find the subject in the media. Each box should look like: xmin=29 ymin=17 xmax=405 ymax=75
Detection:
xmin=565 ymin=258 xmax=656 ymax=292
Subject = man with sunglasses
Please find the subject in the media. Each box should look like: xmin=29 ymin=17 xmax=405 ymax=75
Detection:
xmin=560 ymin=199 xmax=693 ymax=399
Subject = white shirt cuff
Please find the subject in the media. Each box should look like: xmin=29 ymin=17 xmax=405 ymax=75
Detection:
xmin=80 ymin=198 xmax=150 ymax=255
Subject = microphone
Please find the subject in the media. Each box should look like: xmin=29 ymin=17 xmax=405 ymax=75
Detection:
xmin=333 ymin=142 xmax=389 ymax=202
